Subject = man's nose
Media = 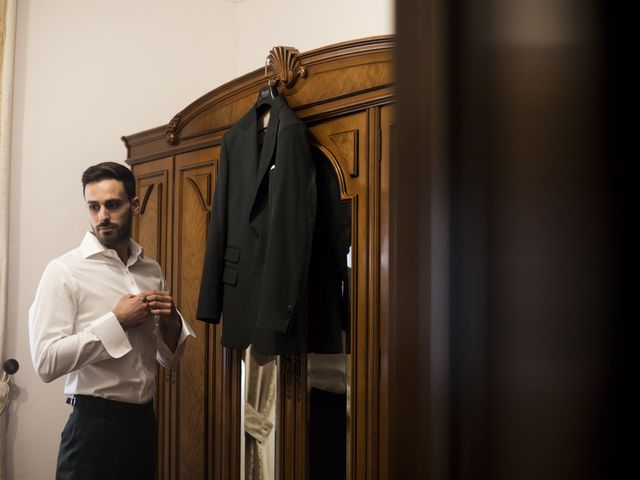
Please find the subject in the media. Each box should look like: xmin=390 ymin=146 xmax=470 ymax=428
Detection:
xmin=98 ymin=206 xmax=110 ymax=223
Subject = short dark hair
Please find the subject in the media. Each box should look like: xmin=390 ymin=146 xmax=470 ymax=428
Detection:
xmin=81 ymin=162 xmax=136 ymax=200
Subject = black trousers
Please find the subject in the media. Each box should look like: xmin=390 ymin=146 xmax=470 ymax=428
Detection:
xmin=309 ymin=388 xmax=347 ymax=480
xmin=56 ymin=395 xmax=157 ymax=480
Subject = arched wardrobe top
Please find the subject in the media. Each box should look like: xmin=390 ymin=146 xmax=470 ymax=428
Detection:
xmin=122 ymin=35 xmax=394 ymax=165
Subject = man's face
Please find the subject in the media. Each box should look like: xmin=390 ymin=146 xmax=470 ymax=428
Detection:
xmin=84 ymin=179 xmax=139 ymax=249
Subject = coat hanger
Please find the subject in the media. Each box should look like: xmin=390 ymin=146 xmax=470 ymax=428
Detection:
xmin=256 ymin=56 xmax=280 ymax=111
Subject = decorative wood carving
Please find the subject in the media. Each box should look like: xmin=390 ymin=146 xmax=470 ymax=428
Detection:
xmin=185 ymin=176 xmax=210 ymax=213
xmin=267 ymin=46 xmax=307 ymax=88
xmin=329 ymin=129 xmax=360 ymax=177
xmin=139 ymin=183 xmax=154 ymax=215
xmin=165 ymin=113 xmax=181 ymax=145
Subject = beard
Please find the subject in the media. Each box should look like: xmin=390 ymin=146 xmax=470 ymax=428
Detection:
xmin=93 ymin=209 xmax=133 ymax=249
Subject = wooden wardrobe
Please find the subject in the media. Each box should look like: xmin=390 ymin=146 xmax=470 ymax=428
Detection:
xmin=123 ymin=36 xmax=394 ymax=480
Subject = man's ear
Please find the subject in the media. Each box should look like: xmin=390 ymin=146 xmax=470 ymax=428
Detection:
xmin=131 ymin=197 xmax=141 ymax=214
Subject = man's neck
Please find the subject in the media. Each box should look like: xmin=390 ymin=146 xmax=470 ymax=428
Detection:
xmin=115 ymin=246 xmax=129 ymax=264
xmin=110 ymin=238 xmax=131 ymax=264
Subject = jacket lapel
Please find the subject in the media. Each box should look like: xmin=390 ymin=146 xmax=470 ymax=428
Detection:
xmin=236 ymin=106 xmax=259 ymax=170
xmin=250 ymin=97 xmax=283 ymax=217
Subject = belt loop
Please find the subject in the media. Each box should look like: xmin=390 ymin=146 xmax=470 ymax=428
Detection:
xmin=65 ymin=395 xmax=76 ymax=406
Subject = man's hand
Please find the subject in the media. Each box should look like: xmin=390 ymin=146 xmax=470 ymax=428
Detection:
xmin=141 ymin=290 xmax=178 ymax=322
xmin=113 ymin=293 xmax=151 ymax=330
xmin=141 ymin=290 xmax=182 ymax=351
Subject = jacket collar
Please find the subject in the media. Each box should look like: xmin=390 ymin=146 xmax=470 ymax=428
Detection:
xmin=237 ymin=93 xmax=286 ymax=131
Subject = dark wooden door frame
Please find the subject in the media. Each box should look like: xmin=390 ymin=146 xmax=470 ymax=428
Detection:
xmin=392 ymin=1 xmax=627 ymax=478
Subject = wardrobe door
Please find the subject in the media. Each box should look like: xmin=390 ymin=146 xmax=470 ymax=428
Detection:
xmin=172 ymin=147 xmax=222 ymax=480
xmin=131 ymin=156 xmax=173 ymax=480
xmin=303 ymin=109 xmax=380 ymax=480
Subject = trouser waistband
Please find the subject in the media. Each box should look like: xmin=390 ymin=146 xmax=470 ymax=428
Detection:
xmin=66 ymin=394 xmax=153 ymax=422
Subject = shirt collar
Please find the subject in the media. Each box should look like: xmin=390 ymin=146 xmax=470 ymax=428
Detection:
xmin=79 ymin=231 xmax=145 ymax=264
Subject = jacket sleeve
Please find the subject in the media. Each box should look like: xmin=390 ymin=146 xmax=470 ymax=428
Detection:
xmin=196 ymin=136 xmax=230 ymax=323
xmin=257 ymin=122 xmax=317 ymax=333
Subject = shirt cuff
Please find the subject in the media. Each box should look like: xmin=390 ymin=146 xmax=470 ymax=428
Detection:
xmin=156 ymin=311 xmax=196 ymax=369
xmin=91 ymin=311 xmax=132 ymax=358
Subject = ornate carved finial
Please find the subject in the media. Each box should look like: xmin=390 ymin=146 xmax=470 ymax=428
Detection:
xmin=267 ymin=46 xmax=307 ymax=89
xmin=165 ymin=113 xmax=181 ymax=145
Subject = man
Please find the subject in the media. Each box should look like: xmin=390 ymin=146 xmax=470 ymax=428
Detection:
xmin=29 ymin=162 xmax=195 ymax=479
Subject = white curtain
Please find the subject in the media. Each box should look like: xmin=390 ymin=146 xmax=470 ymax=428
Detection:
xmin=0 ymin=0 xmax=17 ymax=478
xmin=244 ymin=347 xmax=277 ymax=480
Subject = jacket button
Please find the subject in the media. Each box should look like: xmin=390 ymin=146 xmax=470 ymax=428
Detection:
xmin=286 ymin=304 xmax=294 ymax=311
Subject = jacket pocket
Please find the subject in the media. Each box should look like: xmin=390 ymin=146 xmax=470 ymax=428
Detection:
xmin=222 ymin=267 xmax=238 ymax=286
xmin=225 ymin=245 xmax=240 ymax=263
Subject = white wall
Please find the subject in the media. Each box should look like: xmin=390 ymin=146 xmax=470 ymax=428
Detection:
xmin=5 ymin=0 xmax=392 ymax=478
xmin=234 ymin=0 xmax=393 ymax=73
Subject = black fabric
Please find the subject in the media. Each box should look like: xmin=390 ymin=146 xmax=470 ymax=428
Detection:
xmin=196 ymin=95 xmax=317 ymax=355
xmin=307 ymin=147 xmax=352 ymax=353
xmin=308 ymin=387 xmax=347 ymax=480
xmin=56 ymin=395 xmax=156 ymax=480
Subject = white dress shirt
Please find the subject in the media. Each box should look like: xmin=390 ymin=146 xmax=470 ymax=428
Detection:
xmin=29 ymin=231 xmax=195 ymax=404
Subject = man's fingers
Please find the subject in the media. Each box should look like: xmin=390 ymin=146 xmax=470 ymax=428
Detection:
xmin=130 ymin=291 xmax=175 ymax=318
xmin=140 ymin=290 xmax=169 ymax=297
xmin=143 ymin=293 xmax=172 ymax=303
xmin=148 ymin=303 xmax=172 ymax=311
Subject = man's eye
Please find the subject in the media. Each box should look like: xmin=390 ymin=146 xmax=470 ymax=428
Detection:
xmin=105 ymin=201 xmax=121 ymax=210
xmin=88 ymin=204 xmax=99 ymax=211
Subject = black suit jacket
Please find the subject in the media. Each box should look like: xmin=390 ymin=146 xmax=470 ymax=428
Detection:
xmin=196 ymin=95 xmax=316 ymax=355
xmin=307 ymin=147 xmax=351 ymax=353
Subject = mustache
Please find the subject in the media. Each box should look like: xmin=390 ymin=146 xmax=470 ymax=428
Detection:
xmin=97 ymin=222 xmax=119 ymax=230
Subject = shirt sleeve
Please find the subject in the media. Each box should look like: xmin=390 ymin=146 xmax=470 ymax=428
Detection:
xmin=28 ymin=260 xmax=133 ymax=383
xmin=154 ymin=273 xmax=196 ymax=369
xmin=155 ymin=310 xmax=196 ymax=369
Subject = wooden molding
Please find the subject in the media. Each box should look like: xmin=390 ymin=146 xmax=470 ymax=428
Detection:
xmin=123 ymin=36 xmax=393 ymax=156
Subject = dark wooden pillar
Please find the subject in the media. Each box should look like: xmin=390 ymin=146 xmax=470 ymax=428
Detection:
xmin=392 ymin=1 xmax=626 ymax=478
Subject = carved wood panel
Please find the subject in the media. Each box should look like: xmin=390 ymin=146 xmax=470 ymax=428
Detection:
xmin=131 ymin=157 xmax=173 ymax=479
xmin=134 ymin=161 xmax=171 ymax=267
xmin=172 ymin=148 xmax=219 ymax=480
